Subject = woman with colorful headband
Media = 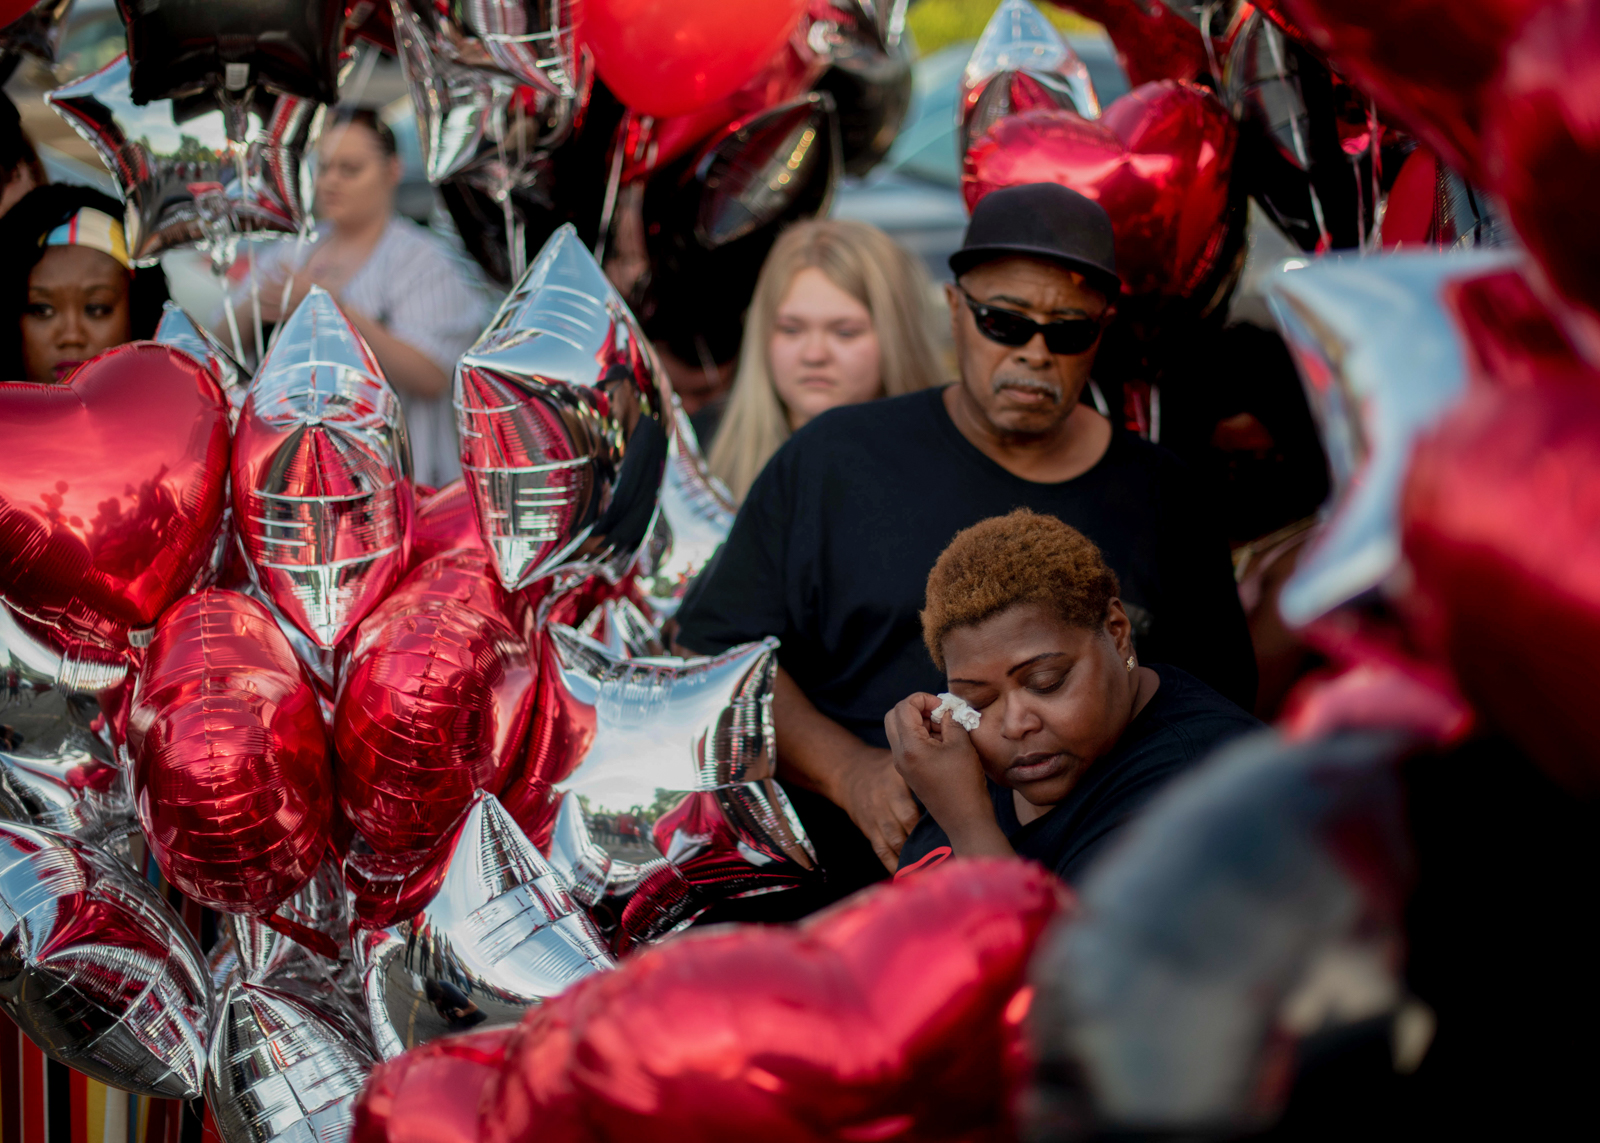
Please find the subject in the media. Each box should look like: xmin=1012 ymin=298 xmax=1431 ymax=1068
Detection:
xmin=0 ymin=184 xmax=169 ymax=383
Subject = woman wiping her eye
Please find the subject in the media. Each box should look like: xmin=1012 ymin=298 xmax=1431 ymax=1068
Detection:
xmin=887 ymin=509 xmax=1262 ymax=884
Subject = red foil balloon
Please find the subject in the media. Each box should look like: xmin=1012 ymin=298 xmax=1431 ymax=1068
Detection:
xmin=333 ymin=551 xmax=537 ymax=854
xmin=1045 ymin=0 xmax=1210 ymax=86
xmin=0 ymin=343 xmax=229 ymax=656
xmin=128 ymin=589 xmax=333 ymax=914
xmin=411 ymin=479 xmax=486 ymax=569
xmin=1483 ymin=1 xmax=1600 ymax=326
xmin=351 ymin=1027 xmax=516 ymax=1143
xmin=1402 ymin=340 xmax=1600 ymax=796
xmin=963 ymin=82 xmax=1237 ymax=298
xmin=581 ymin=0 xmax=808 ymax=118
xmin=1277 ymin=0 xmax=1537 ymax=181
xmin=475 ymin=859 xmax=1069 ymax=1143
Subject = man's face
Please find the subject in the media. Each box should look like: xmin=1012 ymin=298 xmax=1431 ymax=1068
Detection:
xmin=947 ymin=256 xmax=1111 ymax=438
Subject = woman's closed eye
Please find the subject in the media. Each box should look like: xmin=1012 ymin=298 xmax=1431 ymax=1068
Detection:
xmin=1023 ymin=669 xmax=1068 ymax=695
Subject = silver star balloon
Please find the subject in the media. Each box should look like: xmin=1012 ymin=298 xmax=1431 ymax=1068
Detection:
xmin=0 ymin=685 xmax=131 ymax=849
xmin=524 ymin=626 xmax=818 ymax=948
xmin=206 ymin=980 xmax=375 ymax=1143
xmin=393 ymin=0 xmax=576 ymax=99
xmin=0 ymin=599 xmax=128 ymax=694
xmin=232 ymin=287 xmax=414 ymax=649
xmin=154 ymin=301 xmax=250 ymax=418
xmin=1266 ymin=250 xmax=1518 ymax=626
xmin=391 ymin=0 xmax=575 ymax=189
xmin=0 ymin=821 xmax=213 ymax=1099
xmin=960 ymin=0 xmax=1100 ymax=161
xmin=631 ymin=403 xmax=734 ymax=624
xmin=351 ymin=790 xmax=614 ymax=1059
xmin=45 ymin=54 xmax=322 ymax=264
xmin=455 ymin=223 xmax=670 ymax=591
xmin=574 ymin=594 xmax=667 ymax=658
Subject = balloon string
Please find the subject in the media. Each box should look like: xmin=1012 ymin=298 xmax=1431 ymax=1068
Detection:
xmin=593 ymin=122 xmax=629 ymax=264
xmin=222 ymin=266 xmax=248 ymax=364
xmin=275 ymin=229 xmax=311 ymax=349
xmin=247 ymin=242 xmax=265 ymax=365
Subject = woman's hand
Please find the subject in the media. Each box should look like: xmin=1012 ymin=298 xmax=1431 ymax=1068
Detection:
xmin=884 ymin=694 xmax=1013 ymax=859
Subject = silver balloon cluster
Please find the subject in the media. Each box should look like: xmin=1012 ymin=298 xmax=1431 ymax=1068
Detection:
xmin=46 ymin=54 xmax=323 ymax=266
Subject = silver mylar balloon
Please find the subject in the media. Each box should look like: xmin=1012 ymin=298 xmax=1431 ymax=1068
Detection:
xmin=631 ymin=404 xmax=734 ymax=623
xmin=1223 ymin=10 xmax=1311 ymax=172
xmin=391 ymin=0 xmax=575 ymax=188
xmin=0 ymin=0 xmax=74 ymax=64
xmin=154 ymin=301 xmax=250 ymax=417
xmin=0 ymin=821 xmax=213 ymax=1098
xmin=45 ymin=54 xmax=323 ymax=265
xmin=206 ymin=980 xmax=375 ymax=1143
xmin=959 ymin=0 xmax=1099 ymax=161
xmin=1029 ymin=730 xmax=1417 ymax=1134
xmin=232 ymin=287 xmax=414 ymax=650
xmin=1265 ymin=250 xmax=1518 ymax=627
xmin=534 ymin=626 xmax=817 ymax=947
xmin=574 ymin=594 xmax=667 ymax=658
xmin=455 ymin=223 xmax=670 ymax=590
xmin=0 ymin=685 xmax=131 ymax=848
xmin=351 ymin=790 xmax=614 ymax=1059
xmin=393 ymin=0 xmax=576 ymax=98
xmin=227 ymin=858 xmax=351 ymax=986
xmin=0 ymin=599 xmax=128 ymax=694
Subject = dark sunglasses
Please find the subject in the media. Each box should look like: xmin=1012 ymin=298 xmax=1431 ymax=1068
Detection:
xmin=959 ymin=288 xmax=1106 ymax=356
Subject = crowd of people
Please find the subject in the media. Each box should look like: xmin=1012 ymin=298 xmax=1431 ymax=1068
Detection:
xmin=1 ymin=83 xmax=1327 ymax=923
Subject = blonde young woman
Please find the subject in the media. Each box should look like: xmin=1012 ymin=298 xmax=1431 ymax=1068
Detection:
xmin=707 ymin=219 xmax=943 ymax=502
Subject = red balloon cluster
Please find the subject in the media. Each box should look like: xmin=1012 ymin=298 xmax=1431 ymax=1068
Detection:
xmin=127 ymin=589 xmax=334 ymax=913
xmin=334 ymin=550 xmax=537 ymax=854
xmin=0 ymin=344 xmax=230 ymax=658
xmin=410 ymin=480 xmax=485 ymax=569
xmin=964 ymin=80 xmax=1238 ymax=298
xmin=351 ymin=858 xmax=1070 ymax=1143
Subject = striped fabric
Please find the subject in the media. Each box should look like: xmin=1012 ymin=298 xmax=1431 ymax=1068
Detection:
xmin=1 ymin=845 xmax=221 ymax=1143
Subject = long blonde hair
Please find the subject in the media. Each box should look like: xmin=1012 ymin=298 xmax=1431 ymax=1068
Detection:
xmin=707 ymin=219 xmax=942 ymax=501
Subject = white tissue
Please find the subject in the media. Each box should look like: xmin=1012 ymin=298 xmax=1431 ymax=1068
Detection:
xmin=932 ymin=692 xmax=981 ymax=732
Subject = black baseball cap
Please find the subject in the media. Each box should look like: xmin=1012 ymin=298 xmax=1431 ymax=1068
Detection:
xmin=949 ymin=183 xmax=1121 ymax=296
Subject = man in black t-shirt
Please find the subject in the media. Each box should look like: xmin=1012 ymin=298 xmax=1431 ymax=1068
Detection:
xmin=676 ymin=184 xmax=1255 ymax=912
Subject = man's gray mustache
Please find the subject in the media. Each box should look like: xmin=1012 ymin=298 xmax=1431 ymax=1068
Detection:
xmin=991 ymin=377 xmax=1061 ymax=400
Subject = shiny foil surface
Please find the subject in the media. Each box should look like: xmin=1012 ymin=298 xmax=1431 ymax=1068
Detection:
xmin=629 ymin=408 xmax=734 ymax=623
xmin=349 ymin=1025 xmax=515 ymax=1143
xmin=127 ymin=589 xmax=333 ymax=914
xmin=0 ymin=681 xmax=132 ymax=848
xmin=455 ymin=224 xmax=670 ymax=590
xmin=45 ymin=53 xmax=322 ymax=263
xmin=472 ymin=859 xmax=1067 ymax=1143
xmin=232 ymin=286 xmax=414 ymax=650
xmin=960 ymin=0 xmax=1100 ymax=162
xmin=962 ymin=80 xmax=1238 ymax=298
xmin=411 ymin=479 xmax=487 ymax=569
xmin=334 ymin=550 xmax=537 ymax=854
xmin=0 ymin=343 xmax=230 ymax=658
xmin=351 ymin=791 xmax=614 ymax=1059
xmin=0 ymin=820 xmax=213 ymax=1099
xmin=153 ymin=301 xmax=250 ymax=417
xmin=206 ymin=980 xmax=375 ymax=1143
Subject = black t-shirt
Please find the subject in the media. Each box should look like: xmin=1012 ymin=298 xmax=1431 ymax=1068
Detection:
xmin=896 ymin=664 xmax=1261 ymax=884
xmin=677 ymin=386 xmax=1257 ymax=728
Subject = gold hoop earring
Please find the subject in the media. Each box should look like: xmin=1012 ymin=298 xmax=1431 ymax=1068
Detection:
xmin=1125 ymin=655 xmax=1136 ymax=672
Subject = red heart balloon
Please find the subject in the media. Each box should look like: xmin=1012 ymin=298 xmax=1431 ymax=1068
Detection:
xmin=470 ymin=859 xmax=1069 ymax=1143
xmin=582 ymin=0 xmax=808 ymax=118
xmin=1402 ymin=271 xmax=1600 ymax=795
xmin=1278 ymin=0 xmax=1538 ymax=181
xmin=1482 ymin=1 xmax=1600 ymax=328
xmin=963 ymin=82 xmax=1237 ymax=298
xmin=128 ymin=589 xmax=333 ymax=914
xmin=333 ymin=550 xmax=537 ymax=854
xmin=0 ymin=343 xmax=229 ymax=656
xmin=351 ymin=1027 xmax=516 ymax=1143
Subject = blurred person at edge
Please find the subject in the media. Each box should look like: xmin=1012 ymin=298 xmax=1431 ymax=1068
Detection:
xmin=1 ymin=92 xmax=45 ymax=219
xmin=0 ymin=185 xmax=170 ymax=382
xmin=707 ymin=219 xmax=943 ymax=502
xmin=888 ymin=510 xmax=1259 ymax=885
xmin=233 ymin=109 xmax=491 ymax=487
xmin=676 ymin=183 xmax=1255 ymax=920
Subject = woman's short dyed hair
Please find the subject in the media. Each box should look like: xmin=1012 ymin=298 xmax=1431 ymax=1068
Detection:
xmin=921 ymin=508 xmax=1121 ymax=671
